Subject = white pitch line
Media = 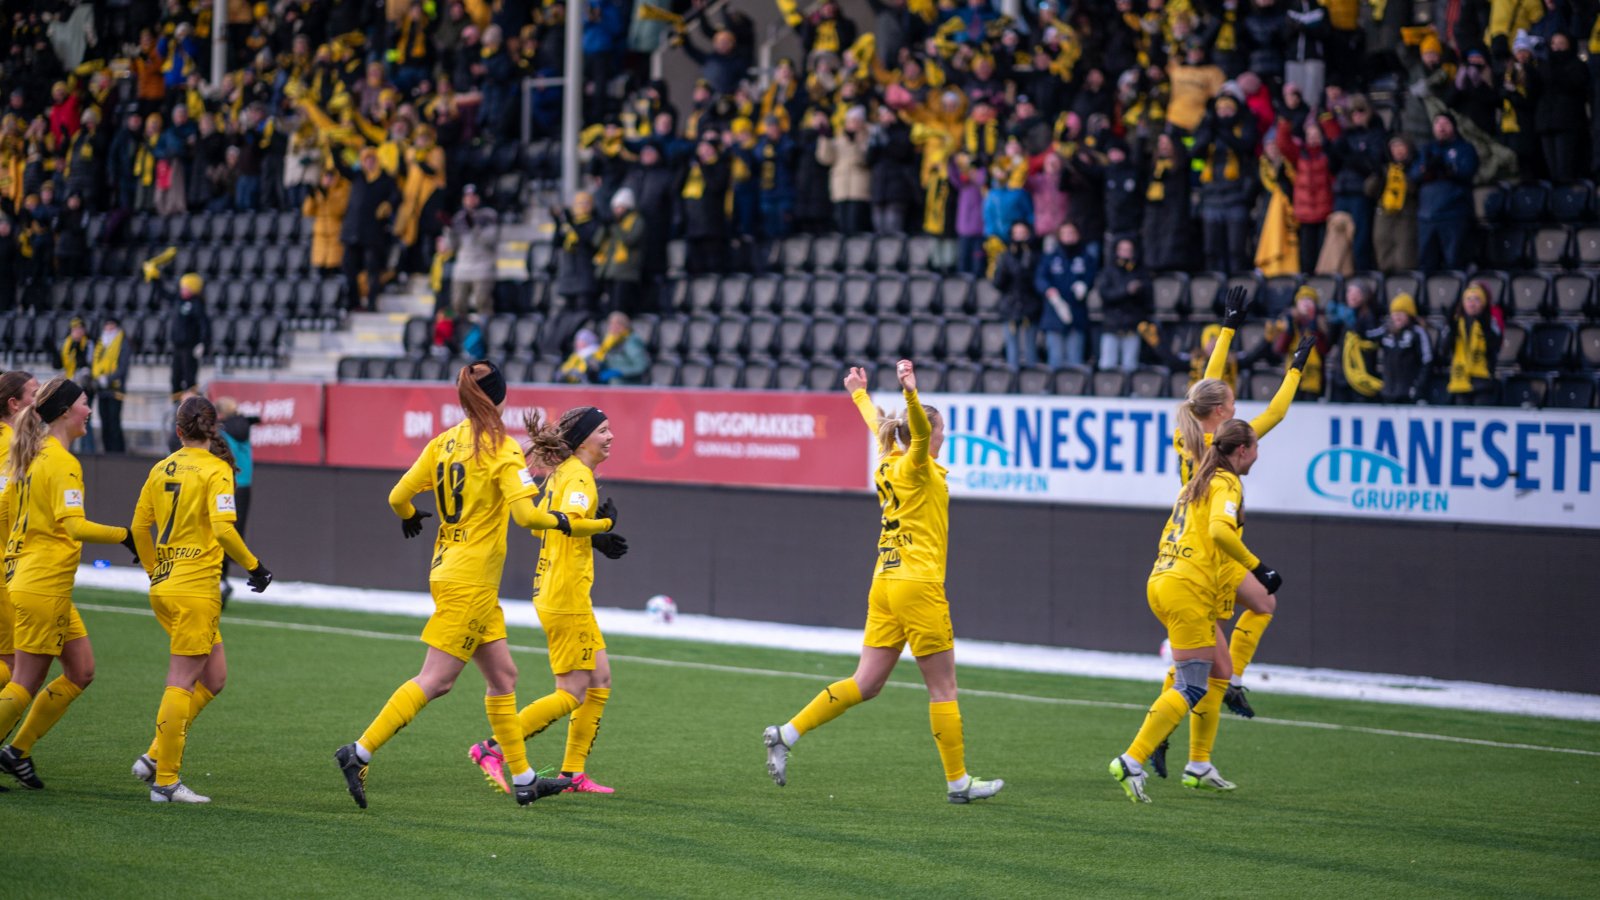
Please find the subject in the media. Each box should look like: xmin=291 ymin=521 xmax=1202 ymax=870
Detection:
xmin=77 ymin=603 xmax=1600 ymax=759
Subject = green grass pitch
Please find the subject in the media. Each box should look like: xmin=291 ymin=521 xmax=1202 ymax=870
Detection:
xmin=4 ymin=587 xmax=1598 ymax=898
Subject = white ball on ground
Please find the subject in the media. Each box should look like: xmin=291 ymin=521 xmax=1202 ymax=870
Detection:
xmin=1158 ymin=638 xmax=1173 ymax=666
xmin=646 ymin=595 xmax=677 ymax=624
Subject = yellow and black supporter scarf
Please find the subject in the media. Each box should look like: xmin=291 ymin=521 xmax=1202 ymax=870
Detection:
xmin=759 ymin=142 xmax=779 ymax=191
xmin=134 ymin=135 xmax=158 ymax=186
xmin=1293 ymin=324 xmax=1324 ymax=395
xmin=1500 ymin=69 xmax=1525 ymax=134
xmin=92 ymin=331 xmax=124 ymax=393
xmin=1202 ymin=126 xmax=1243 ymax=183
xmin=682 ymin=160 xmax=707 ymax=200
xmin=594 ymin=212 xmax=637 ymax=266
xmin=963 ymin=119 xmax=999 ymax=159
xmin=923 ymin=176 xmax=949 ymax=235
xmin=1447 ymin=318 xmax=1491 ymax=393
xmin=1342 ymin=330 xmax=1384 ymax=397
xmin=562 ymin=211 xmax=593 ymax=250
xmin=1380 ymin=163 xmax=1408 ymax=213
xmin=1147 ymin=157 xmax=1171 ymax=202
xmin=395 ymin=13 xmax=430 ymax=65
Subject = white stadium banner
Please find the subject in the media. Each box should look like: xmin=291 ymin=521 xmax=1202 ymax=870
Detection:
xmin=868 ymin=391 xmax=1600 ymax=529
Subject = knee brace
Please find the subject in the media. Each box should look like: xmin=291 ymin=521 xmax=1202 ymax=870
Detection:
xmin=1173 ymin=658 xmax=1211 ymax=708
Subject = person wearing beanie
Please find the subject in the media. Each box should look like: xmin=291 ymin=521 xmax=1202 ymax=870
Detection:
xmin=449 ymin=184 xmax=499 ymax=319
xmin=1377 ymin=293 xmax=1432 ymax=403
xmin=1529 ymin=31 xmax=1590 ymax=182
xmin=1410 ymin=113 xmax=1478 ymax=271
xmin=164 ymin=272 xmax=211 ymax=397
xmin=594 ymin=188 xmax=645 ymax=316
xmin=1443 ymin=284 xmax=1504 ymax=405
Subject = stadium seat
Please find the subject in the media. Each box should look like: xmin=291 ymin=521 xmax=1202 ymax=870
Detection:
xmin=811 ymin=234 xmax=843 ymax=272
xmin=904 ymin=236 xmax=938 ymax=273
xmin=943 ymin=318 xmax=978 ymax=362
xmin=908 ymin=316 xmax=943 ymax=358
xmin=980 ymin=366 xmax=1018 ymax=394
xmin=684 ymin=316 xmax=718 ymax=357
xmin=649 ymin=361 xmax=679 ymax=387
xmin=337 ymin=357 xmax=367 ymax=380
xmin=842 ymin=235 xmax=874 ymax=272
xmin=1532 ymin=227 xmax=1573 ymax=268
xmin=805 ymin=362 xmax=843 ymax=392
xmin=1498 ymin=323 xmax=1527 ymax=370
xmin=1248 ymin=369 xmax=1288 ymax=401
xmin=1237 ymin=321 xmax=1268 ymax=357
xmin=841 ymin=275 xmax=877 ymax=315
xmin=1424 ymin=271 xmax=1466 ymax=314
xmin=1479 ymin=185 xmax=1509 ymax=223
xmin=484 ymin=315 xmax=516 ymax=358
xmin=1548 ymin=374 xmax=1597 ymax=409
xmin=678 ymin=359 xmax=712 ymax=388
xmin=942 ymin=363 xmax=980 ymax=394
xmin=718 ymin=274 xmax=751 ymax=313
xmin=743 ymin=362 xmax=777 ymax=390
xmin=773 ymin=361 xmax=809 ymax=390
xmin=528 ymin=241 xmax=555 ymax=275
xmin=1548 ymin=182 xmax=1595 ymax=223
xmin=905 ymin=275 xmax=938 ymax=315
xmin=1578 ymin=326 xmax=1600 ymax=369
xmin=744 ymin=315 xmax=780 ymax=361
xmin=654 ymin=316 xmax=689 ymax=357
xmin=1305 ymin=273 xmax=1343 ymax=308
xmin=977 ymin=320 xmax=1010 ymax=360
xmin=1187 ymin=272 xmax=1225 ymax=318
xmin=840 ymin=315 xmax=876 ymax=362
xmin=774 ymin=316 xmax=811 ymax=361
xmin=1508 ymin=181 xmax=1551 ymax=223
xmin=973 ymin=279 xmax=1001 ymax=315
xmin=709 ymin=316 xmax=747 ymax=361
xmin=809 ymin=316 xmax=845 ymax=361
xmin=778 ymin=276 xmax=812 ymax=315
xmin=1484 ymin=228 xmax=1530 ymax=269
xmin=687 ymin=276 xmax=720 ymax=314
xmin=665 ymin=240 xmax=687 ymax=276
xmin=876 ymin=275 xmax=908 ymax=315
xmin=940 ymin=276 xmax=975 ymax=316
xmin=1017 ymin=366 xmax=1050 ymax=395
xmin=526 ymin=359 xmax=557 ymax=384
xmin=1523 ymin=323 xmax=1575 ymax=370
xmin=1501 ymin=373 xmax=1550 ymax=407
xmin=1576 ymin=227 xmax=1600 ymax=268
xmin=811 ymin=274 xmax=843 ymax=315
xmin=1169 ymin=370 xmax=1192 ymax=398
xmin=1552 ymin=273 xmax=1595 ymax=320
xmin=1152 ymin=273 xmax=1190 ymax=320
xmin=402 ymin=316 xmax=432 ymax=355
xmin=1260 ymin=274 xmax=1302 ymax=317
xmin=1384 ymin=270 xmax=1423 ymax=308
xmin=747 ymin=276 xmax=779 ymax=314
xmin=874 ymin=318 xmax=910 ymax=363
xmin=1509 ymin=273 xmax=1553 ymax=319
xmin=1129 ymin=367 xmax=1168 ymax=398
xmin=869 ymin=365 xmax=900 ymax=393
xmin=780 ymin=235 xmax=812 ymax=273
xmin=1052 ymin=366 xmax=1092 ymax=396
xmin=874 ymin=235 xmax=907 ymax=273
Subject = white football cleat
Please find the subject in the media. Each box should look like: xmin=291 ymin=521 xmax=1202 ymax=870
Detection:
xmin=762 ymin=725 xmax=790 ymax=787
xmin=1182 ymin=764 xmax=1237 ymax=792
xmin=132 ymin=754 xmax=157 ymax=785
xmin=948 ymin=775 xmax=1004 ymax=804
xmin=151 ymin=781 xmax=211 ymax=803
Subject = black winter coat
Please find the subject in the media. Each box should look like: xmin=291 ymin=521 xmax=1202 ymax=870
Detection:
xmin=866 ymin=122 xmax=918 ymax=206
xmin=1377 ymin=322 xmax=1431 ymax=403
xmin=1093 ymin=261 xmax=1154 ymax=333
xmin=622 ymin=161 xmax=679 ymax=275
xmin=794 ymin=127 xmax=834 ymax=224
xmin=1531 ymin=49 xmax=1589 ymax=135
xmin=678 ymin=156 xmax=731 ymax=239
xmin=341 ymin=170 xmax=401 ymax=246
xmin=1331 ymin=123 xmax=1387 ymax=197
xmin=553 ymin=215 xmax=602 ymax=297
xmin=165 ymin=287 xmax=212 ymax=348
xmin=992 ymin=244 xmax=1042 ymax=323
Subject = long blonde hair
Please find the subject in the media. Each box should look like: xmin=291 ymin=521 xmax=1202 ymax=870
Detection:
xmin=1177 ymin=378 xmax=1233 ymax=464
xmin=523 ymin=407 xmax=591 ymax=469
xmin=874 ymin=405 xmax=943 ymax=458
xmin=9 ymin=376 xmax=71 ymax=486
xmin=1177 ymin=418 xmax=1255 ymax=508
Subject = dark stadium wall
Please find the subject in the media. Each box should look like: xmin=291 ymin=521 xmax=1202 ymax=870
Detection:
xmin=80 ymin=457 xmax=1599 ymax=693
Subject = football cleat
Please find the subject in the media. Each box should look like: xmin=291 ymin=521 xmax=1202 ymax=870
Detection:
xmin=948 ymin=775 xmax=1004 ymax=804
xmin=514 ymin=774 xmax=571 ymax=805
xmin=132 ymin=753 xmax=157 ymax=785
xmin=1182 ymin=765 xmax=1237 ymax=792
xmin=0 ymin=745 xmax=44 ymax=789
xmin=469 ymin=741 xmax=509 ymax=794
xmin=151 ymin=781 xmax=211 ymax=803
xmin=1223 ymin=684 xmax=1256 ymax=718
xmin=563 ymin=772 xmax=614 ymax=794
xmin=334 ymin=743 xmax=369 ymax=809
xmin=1110 ymin=755 xmax=1150 ymax=804
xmin=1147 ymin=739 xmax=1169 ymax=779
xmin=761 ymin=725 xmax=790 ymax=787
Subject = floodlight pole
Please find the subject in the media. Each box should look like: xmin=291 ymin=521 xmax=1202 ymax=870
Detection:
xmin=561 ymin=0 xmax=586 ymax=202
xmin=211 ymin=0 xmax=227 ymax=87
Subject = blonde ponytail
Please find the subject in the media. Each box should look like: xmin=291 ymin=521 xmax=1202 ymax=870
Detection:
xmin=9 ymin=376 xmax=70 ymax=486
xmin=1177 ymin=418 xmax=1255 ymax=508
xmin=875 ymin=406 xmax=911 ymax=457
xmin=1177 ymin=378 xmax=1233 ymax=465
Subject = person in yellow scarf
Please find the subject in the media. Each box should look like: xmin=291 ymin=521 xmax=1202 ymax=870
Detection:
xmin=1266 ymin=287 xmax=1330 ymax=399
xmin=1338 ymin=284 xmax=1386 ymax=402
xmin=92 ymin=317 xmax=130 ymax=453
xmin=1371 ymin=135 xmax=1418 ymax=273
xmin=1254 ymin=136 xmax=1298 ymax=276
xmin=1194 ymin=93 xmax=1257 ymax=273
xmin=59 ymin=318 xmax=92 ymax=383
xmin=1443 ymin=283 xmax=1503 ymax=405
xmin=395 ymin=124 xmax=446 ymax=270
xmin=1138 ymin=322 xmax=1241 ymax=393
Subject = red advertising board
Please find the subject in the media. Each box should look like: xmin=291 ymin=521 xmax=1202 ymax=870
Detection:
xmin=324 ymin=383 xmax=869 ymax=491
xmin=207 ymin=380 xmax=326 ymax=464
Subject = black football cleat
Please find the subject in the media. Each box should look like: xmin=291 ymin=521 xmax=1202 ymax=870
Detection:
xmin=334 ymin=743 xmax=369 ymax=809
xmin=0 ymin=745 xmax=44 ymax=789
xmin=1147 ymin=739 xmax=1170 ymax=779
xmin=1223 ymin=684 xmax=1256 ymax=719
xmin=515 ymin=774 xmax=571 ymax=806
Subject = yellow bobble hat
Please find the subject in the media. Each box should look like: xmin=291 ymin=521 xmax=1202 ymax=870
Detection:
xmin=730 ymin=117 xmax=753 ymax=136
xmin=1294 ymin=284 xmax=1320 ymax=303
xmin=1389 ymin=293 xmax=1418 ymax=317
xmin=180 ymin=273 xmax=204 ymax=294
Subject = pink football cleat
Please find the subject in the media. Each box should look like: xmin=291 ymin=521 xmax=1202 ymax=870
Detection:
xmin=468 ymin=741 xmax=509 ymax=794
xmin=563 ymin=773 xmax=615 ymax=794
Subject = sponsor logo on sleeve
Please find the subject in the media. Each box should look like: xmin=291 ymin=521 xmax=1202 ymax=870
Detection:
xmin=519 ymin=468 xmax=535 ymax=487
xmin=63 ymin=489 xmax=84 ymax=509
xmin=217 ymin=493 xmax=236 ymax=512
xmin=567 ymin=490 xmax=590 ymax=512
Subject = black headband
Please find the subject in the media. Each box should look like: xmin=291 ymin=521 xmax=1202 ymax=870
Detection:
xmin=37 ymin=380 xmax=84 ymax=424
xmin=473 ymin=360 xmax=506 ymax=405
xmin=561 ymin=406 xmax=607 ymax=451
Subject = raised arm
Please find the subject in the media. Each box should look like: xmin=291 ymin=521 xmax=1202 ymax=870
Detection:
xmin=1207 ymin=286 xmax=1248 ymax=380
xmin=898 ymin=360 xmax=931 ymax=467
xmin=844 ymin=366 xmax=878 ymax=434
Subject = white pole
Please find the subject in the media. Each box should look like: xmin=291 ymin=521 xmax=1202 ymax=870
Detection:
xmin=561 ymin=0 xmax=586 ymax=202
xmin=211 ymin=0 xmax=227 ymax=88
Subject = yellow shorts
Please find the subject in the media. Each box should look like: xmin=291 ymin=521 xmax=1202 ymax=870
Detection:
xmin=1147 ymin=576 xmax=1217 ymax=651
xmin=1216 ymin=563 xmax=1248 ymax=620
xmin=538 ymin=609 xmax=604 ymax=675
xmin=150 ymin=590 xmax=222 ymax=656
xmin=10 ymin=590 xmax=88 ymax=656
xmin=421 ymin=582 xmax=506 ymax=662
xmin=0 ymin=586 xmax=13 ymax=656
xmin=863 ymin=578 xmax=954 ymax=658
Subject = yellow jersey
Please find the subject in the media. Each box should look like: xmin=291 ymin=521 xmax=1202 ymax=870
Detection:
xmin=5 ymin=437 xmax=91 ymax=595
xmin=392 ymin=421 xmax=539 ymax=588
xmin=870 ymin=389 xmax=949 ymax=584
xmin=1149 ymin=471 xmax=1259 ymax=591
xmin=1173 ymin=326 xmax=1300 ymax=484
xmin=532 ymin=456 xmax=600 ymax=614
xmin=0 ymin=421 xmax=14 ymax=544
xmin=132 ymin=447 xmax=252 ymax=594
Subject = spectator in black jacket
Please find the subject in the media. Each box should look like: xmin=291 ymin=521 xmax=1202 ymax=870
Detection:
xmin=681 ymin=137 xmax=732 ymax=274
xmin=866 ymin=105 xmax=917 ymax=235
xmin=1410 ymin=112 xmax=1478 ymax=272
xmin=793 ymin=111 xmax=834 ymax=234
xmin=1330 ymin=95 xmax=1387 ymax=271
xmin=1093 ymin=238 xmax=1153 ymax=372
xmin=165 ymin=272 xmax=211 ymax=397
xmin=1377 ymin=293 xmax=1431 ymax=404
xmin=1528 ymin=32 xmax=1591 ymax=183
xmin=52 ymin=191 xmax=88 ymax=278
xmin=551 ymin=191 xmax=603 ymax=316
xmin=340 ymin=148 xmax=401 ymax=311
xmin=621 ymin=143 xmax=678 ymax=308
xmin=751 ymin=116 xmax=799 ymax=240
xmin=992 ymin=221 xmax=1041 ymax=370
xmin=1193 ymin=94 xmax=1258 ymax=273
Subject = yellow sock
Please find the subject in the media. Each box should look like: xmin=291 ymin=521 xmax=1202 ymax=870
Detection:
xmin=516 ymin=689 xmax=580 ymax=742
xmin=0 ymin=681 xmax=33 ymax=743
xmin=1162 ymin=666 xmax=1175 ymax=694
xmin=485 ymin=693 xmax=530 ymax=780
xmin=1230 ymin=611 xmax=1274 ymax=678
xmin=357 ymin=680 xmax=428 ymax=756
xmin=562 ymin=687 xmax=609 ymax=774
xmin=153 ymin=686 xmax=194 ymax=787
xmin=1126 ymin=688 xmax=1190 ymax=763
xmin=789 ymin=679 xmax=863 ymax=736
xmin=1188 ymin=678 xmax=1230 ymax=764
xmin=11 ymin=676 xmax=84 ymax=755
xmin=148 ymin=682 xmax=218 ymax=759
xmin=0 ymin=657 xmax=11 ymax=689
xmin=929 ymin=700 xmax=966 ymax=784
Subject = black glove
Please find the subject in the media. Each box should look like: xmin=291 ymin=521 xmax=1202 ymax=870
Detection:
xmin=549 ymin=510 xmax=572 ymax=536
xmin=1252 ymin=563 xmax=1283 ymax=595
xmin=596 ymin=497 xmax=617 ymax=531
xmin=1290 ymin=333 xmax=1315 ymax=371
xmin=592 ymin=533 xmax=629 ymax=560
xmin=401 ymin=510 xmax=432 ymax=539
xmin=247 ymin=562 xmax=273 ymax=593
xmin=120 ymin=529 xmax=140 ymax=564
xmin=1222 ymin=286 xmax=1249 ymax=330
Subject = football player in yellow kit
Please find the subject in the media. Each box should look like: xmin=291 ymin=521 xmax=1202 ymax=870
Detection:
xmin=334 ymin=361 xmax=574 ymax=808
xmin=128 ymin=396 xmax=273 ymax=803
xmin=1111 ymin=419 xmax=1282 ymax=803
xmin=0 ymin=370 xmax=41 ymax=710
xmin=469 ymin=405 xmax=623 ymax=796
xmin=0 ymin=377 xmax=140 ymax=789
xmin=762 ymin=360 xmax=1003 ymax=804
